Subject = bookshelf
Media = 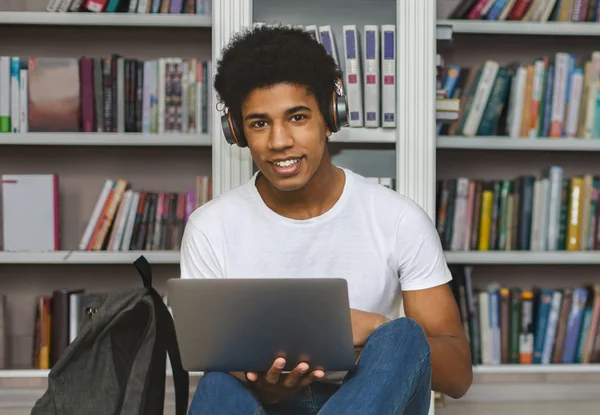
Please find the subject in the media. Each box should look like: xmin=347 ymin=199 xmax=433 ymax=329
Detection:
xmin=437 ymin=0 xmax=600 ymax=405
xmin=0 ymin=0 xmax=214 ymax=394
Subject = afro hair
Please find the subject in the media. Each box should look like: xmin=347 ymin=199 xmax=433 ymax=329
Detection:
xmin=213 ymin=24 xmax=343 ymax=128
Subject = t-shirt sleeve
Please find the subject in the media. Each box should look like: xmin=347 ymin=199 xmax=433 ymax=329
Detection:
xmin=395 ymin=199 xmax=453 ymax=291
xmin=180 ymin=219 xmax=223 ymax=279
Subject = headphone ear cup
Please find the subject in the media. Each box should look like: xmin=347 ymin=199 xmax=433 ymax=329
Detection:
xmin=220 ymin=112 xmax=248 ymax=148
xmin=333 ymin=93 xmax=349 ymax=131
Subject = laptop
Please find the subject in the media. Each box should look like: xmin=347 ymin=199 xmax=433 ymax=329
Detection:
xmin=166 ymin=277 xmax=356 ymax=373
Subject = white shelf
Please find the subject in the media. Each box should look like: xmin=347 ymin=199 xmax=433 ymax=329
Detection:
xmin=0 ymin=11 xmax=211 ymax=28
xmin=437 ymin=136 xmax=600 ymax=151
xmin=0 ymin=369 xmax=203 ymax=378
xmin=445 ymin=251 xmax=600 ymax=265
xmin=438 ymin=19 xmax=600 ymax=36
xmin=473 ymin=364 xmax=600 ymax=374
xmin=0 ymin=251 xmax=180 ymax=264
xmin=0 ymin=133 xmax=212 ymax=147
xmin=329 ymin=127 xmax=395 ymax=144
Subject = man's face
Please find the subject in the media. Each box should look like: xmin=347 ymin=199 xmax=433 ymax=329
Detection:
xmin=241 ymin=83 xmax=330 ymax=192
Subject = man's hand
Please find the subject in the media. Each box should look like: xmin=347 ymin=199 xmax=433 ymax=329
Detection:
xmin=236 ymin=357 xmax=325 ymax=405
xmin=350 ymin=308 xmax=389 ymax=346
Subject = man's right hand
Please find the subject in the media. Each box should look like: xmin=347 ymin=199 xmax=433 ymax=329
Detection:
xmin=231 ymin=357 xmax=325 ymax=405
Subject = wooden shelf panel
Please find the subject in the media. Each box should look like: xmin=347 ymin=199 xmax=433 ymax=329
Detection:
xmin=437 ymin=136 xmax=600 ymax=151
xmin=0 ymin=251 xmax=180 ymax=264
xmin=0 ymin=133 xmax=212 ymax=147
xmin=438 ymin=19 xmax=600 ymax=36
xmin=0 ymin=12 xmax=212 ymax=28
xmin=445 ymin=251 xmax=600 ymax=265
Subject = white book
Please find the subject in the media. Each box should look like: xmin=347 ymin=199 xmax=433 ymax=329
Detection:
xmin=541 ymin=291 xmax=563 ymax=364
xmin=550 ymin=52 xmax=570 ymax=137
xmin=121 ymin=191 xmax=141 ymax=252
xmin=137 ymin=0 xmax=150 ymax=13
xmin=69 ymin=292 xmax=83 ymax=343
xmin=342 ymin=25 xmax=364 ymax=127
xmin=109 ymin=190 xmax=134 ymax=251
xmin=529 ymin=59 xmax=546 ymax=138
xmin=10 ymin=57 xmax=20 ymax=133
xmin=304 ymin=25 xmax=320 ymax=42
xmin=507 ymin=66 xmax=527 ymax=138
xmin=46 ymin=0 xmax=63 ymax=12
xmin=539 ymin=0 xmax=558 ymax=22
xmin=58 ymin=0 xmax=75 ymax=12
xmin=318 ymin=26 xmax=340 ymax=68
xmin=158 ymin=59 xmax=167 ymax=134
xmin=565 ymin=68 xmax=583 ymax=137
xmin=478 ymin=292 xmax=491 ymax=365
xmin=583 ymin=80 xmax=598 ymax=139
xmin=362 ymin=25 xmax=380 ymax=128
xmin=450 ymin=178 xmax=470 ymax=251
xmin=462 ymin=60 xmax=499 ymax=136
xmin=78 ymin=179 xmax=114 ymax=250
xmin=19 ymin=69 xmax=28 ymax=133
xmin=128 ymin=0 xmax=139 ymax=12
xmin=381 ymin=25 xmax=396 ymax=128
xmin=2 ymin=174 xmax=59 ymax=252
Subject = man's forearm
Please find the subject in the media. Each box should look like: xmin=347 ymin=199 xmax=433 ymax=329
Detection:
xmin=427 ymin=335 xmax=473 ymax=399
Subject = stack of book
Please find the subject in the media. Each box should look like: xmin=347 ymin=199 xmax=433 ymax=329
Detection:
xmin=450 ymin=266 xmax=600 ymax=366
xmin=45 ymin=0 xmax=212 ymax=14
xmin=0 ymin=55 xmax=212 ymax=136
xmin=438 ymin=52 xmax=600 ymax=139
xmin=79 ymin=175 xmax=211 ymax=252
xmin=437 ymin=166 xmax=600 ymax=252
xmin=448 ymin=0 xmax=600 ymax=22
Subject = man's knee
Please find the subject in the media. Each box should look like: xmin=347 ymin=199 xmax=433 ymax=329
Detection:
xmin=196 ymin=372 xmax=240 ymax=392
xmin=367 ymin=317 xmax=431 ymax=361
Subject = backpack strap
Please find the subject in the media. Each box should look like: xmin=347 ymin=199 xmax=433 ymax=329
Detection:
xmin=134 ymin=255 xmax=152 ymax=288
xmin=151 ymin=289 xmax=189 ymax=415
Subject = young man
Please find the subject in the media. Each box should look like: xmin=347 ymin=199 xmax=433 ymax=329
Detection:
xmin=180 ymin=24 xmax=472 ymax=414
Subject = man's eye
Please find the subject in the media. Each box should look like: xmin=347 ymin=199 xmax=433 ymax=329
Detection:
xmin=291 ymin=114 xmax=306 ymax=122
xmin=252 ymin=121 xmax=267 ymax=128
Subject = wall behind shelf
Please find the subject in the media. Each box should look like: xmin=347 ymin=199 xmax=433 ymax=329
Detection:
xmin=0 ymin=146 xmax=212 ymax=251
xmin=1 ymin=0 xmax=47 ymax=12
xmin=0 ymin=263 xmax=179 ymax=369
xmin=438 ymin=149 xmax=600 ymax=181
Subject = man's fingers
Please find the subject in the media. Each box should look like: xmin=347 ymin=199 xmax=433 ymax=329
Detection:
xmin=299 ymin=369 xmax=325 ymax=388
xmin=245 ymin=372 xmax=258 ymax=382
xmin=283 ymin=362 xmax=309 ymax=387
xmin=264 ymin=357 xmax=286 ymax=384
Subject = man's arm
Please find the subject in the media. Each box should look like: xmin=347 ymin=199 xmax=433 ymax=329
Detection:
xmin=394 ymin=200 xmax=472 ymax=399
xmin=402 ymin=284 xmax=472 ymax=399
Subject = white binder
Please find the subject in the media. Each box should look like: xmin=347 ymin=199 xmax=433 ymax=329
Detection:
xmin=342 ymin=25 xmax=363 ymax=127
xmin=381 ymin=25 xmax=396 ymax=128
xmin=363 ymin=25 xmax=380 ymax=127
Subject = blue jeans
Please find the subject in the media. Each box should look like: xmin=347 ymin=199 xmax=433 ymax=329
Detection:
xmin=188 ymin=317 xmax=432 ymax=414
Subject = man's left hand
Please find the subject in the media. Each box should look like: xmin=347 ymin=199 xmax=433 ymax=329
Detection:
xmin=350 ymin=309 xmax=389 ymax=346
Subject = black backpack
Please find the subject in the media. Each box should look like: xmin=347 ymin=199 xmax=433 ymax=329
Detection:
xmin=31 ymin=255 xmax=189 ymax=415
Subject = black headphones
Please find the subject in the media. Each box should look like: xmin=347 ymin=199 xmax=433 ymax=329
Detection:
xmin=220 ymin=78 xmax=349 ymax=148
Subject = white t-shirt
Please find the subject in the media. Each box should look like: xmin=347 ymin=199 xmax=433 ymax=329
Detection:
xmin=180 ymin=167 xmax=452 ymax=320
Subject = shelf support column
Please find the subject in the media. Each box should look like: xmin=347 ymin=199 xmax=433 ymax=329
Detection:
xmin=396 ymin=0 xmax=437 ymax=221
xmin=396 ymin=2 xmax=437 ymax=413
xmin=211 ymin=0 xmax=255 ymax=196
